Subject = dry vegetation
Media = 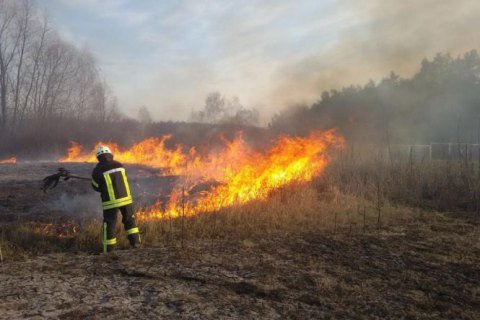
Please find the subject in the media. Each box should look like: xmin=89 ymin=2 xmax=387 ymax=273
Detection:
xmin=0 ymin=155 xmax=479 ymax=318
xmin=0 ymin=1 xmax=479 ymax=318
xmin=0 ymin=204 xmax=478 ymax=319
xmin=0 ymin=180 xmax=421 ymax=258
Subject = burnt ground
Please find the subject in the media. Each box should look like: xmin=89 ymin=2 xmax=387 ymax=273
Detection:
xmin=0 ymin=162 xmax=176 ymax=222
xmin=0 ymin=216 xmax=479 ymax=319
xmin=0 ymin=163 xmax=479 ymax=319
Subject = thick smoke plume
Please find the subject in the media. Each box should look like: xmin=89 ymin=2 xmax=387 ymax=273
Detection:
xmin=271 ymin=0 xmax=480 ymax=110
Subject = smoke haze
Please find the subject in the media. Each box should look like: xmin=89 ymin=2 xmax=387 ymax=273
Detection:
xmin=1 ymin=0 xmax=479 ymax=157
xmin=271 ymin=0 xmax=480 ymax=113
xmin=40 ymin=0 xmax=480 ymax=122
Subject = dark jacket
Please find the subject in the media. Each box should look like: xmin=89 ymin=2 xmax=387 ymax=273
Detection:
xmin=92 ymin=154 xmax=133 ymax=210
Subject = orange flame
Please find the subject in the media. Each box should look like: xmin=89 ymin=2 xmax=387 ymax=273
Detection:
xmin=137 ymin=129 xmax=344 ymax=220
xmin=59 ymin=130 xmax=343 ymax=221
xmin=60 ymin=136 xmax=187 ymax=175
xmin=0 ymin=157 xmax=16 ymax=164
xmin=33 ymin=222 xmax=78 ymax=238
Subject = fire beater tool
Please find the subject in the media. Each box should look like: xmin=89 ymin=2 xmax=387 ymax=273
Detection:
xmin=42 ymin=167 xmax=90 ymax=193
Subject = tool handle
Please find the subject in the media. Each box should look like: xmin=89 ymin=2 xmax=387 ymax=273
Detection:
xmin=68 ymin=175 xmax=91 ymax=181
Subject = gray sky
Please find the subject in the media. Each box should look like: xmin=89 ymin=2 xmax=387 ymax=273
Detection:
xmin=41 ymin=0 xmax=480 ymax=122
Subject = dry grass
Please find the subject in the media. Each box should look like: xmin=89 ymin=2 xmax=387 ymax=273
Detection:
xmin=140 ymin=182 xmax=420 ymax=246
xmin=2 ymin=149 xmax=479 ymax=260
xmin=326 ymin=147 xmax=480 ymax=212
xmin=1 ymin=158 xmax=479 ymax=318
xmin=0 ymin=182 xmax=422 ymax=259
xmin=1 ymin=212 xmax=478 ymax=319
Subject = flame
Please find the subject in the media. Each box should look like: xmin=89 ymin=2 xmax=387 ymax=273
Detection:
xmin=0 ymin=157 xmax=16 ymax=164
xmin=33 ymin=222 xmax=78 ymax=238
xmin=60 ymin=136 xmax=187 ymax=175
xmin=137 ymin=129 xmax=344 ymax=220
xmin=59 ymin=130 xmax=343 ymax=221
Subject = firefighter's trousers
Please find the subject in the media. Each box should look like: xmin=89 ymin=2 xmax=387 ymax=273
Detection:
xmin=103 ymin=204 xmax=140 ymax=253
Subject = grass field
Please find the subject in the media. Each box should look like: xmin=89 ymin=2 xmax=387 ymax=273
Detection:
xmin=0 ymin=159 xmax=479 ymax=319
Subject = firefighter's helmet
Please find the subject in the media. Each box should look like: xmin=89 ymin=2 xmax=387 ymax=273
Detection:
xmin=96 ymin=145 xmax=112 ymax=157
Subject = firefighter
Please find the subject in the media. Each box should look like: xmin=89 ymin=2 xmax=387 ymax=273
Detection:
xmin=91 ymin=146 xmax=140 ymax=253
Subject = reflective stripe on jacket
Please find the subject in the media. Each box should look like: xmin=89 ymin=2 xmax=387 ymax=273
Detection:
xmin=101 ymin=167 xmax=132 ymax=209
xmin=92 ymin=157 xmax=133 ymax=210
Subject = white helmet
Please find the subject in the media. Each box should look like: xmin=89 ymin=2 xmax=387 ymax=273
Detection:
xmin=96 ymin=145 xmax=112 ymax=157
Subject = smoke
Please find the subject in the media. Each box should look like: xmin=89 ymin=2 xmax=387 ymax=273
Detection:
xmin=40 ymin=0 xmax=480 ymax=123
xmin=270 ymin=0 xmax=480 ymax=111
xmin=48 ymin=193 xmax=101 ymax=217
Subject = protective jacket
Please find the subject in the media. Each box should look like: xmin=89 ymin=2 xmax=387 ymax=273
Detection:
xmin=91 ymin=154 xmax=133 ymax=210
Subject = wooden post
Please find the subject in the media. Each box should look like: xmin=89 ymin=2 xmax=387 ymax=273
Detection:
xmin=376 ymin=178 xmax=382 ymax=230
xmin=334 ymin=211 xmax=337 ymax=234
xmin=168 ymin=209 xmax=173 ymax=243
xmin=347 ymin=210 xmax=352 ymax=235
xmin=477 ymin=117 xmax=480 ymax=175
xmin=465 ymin=143 xmax=469 ymax=165
xmin=0 ymin=243 xmax=4 ymax=273
xmin=0 ymin=227 xmax=4 ymax=273
xmin=377 ymin=203 xmax=381 ymax=230
xmin=181 ymin=160 xmax=189 ymax=249
xmin=477 ymin=118 xmax=480 ymax=215
xmin=363 ymin=205 xmax=366 ymax=233
xmin=409 ymin=145 xmax=414 ymax=172
xmin=181 ymin=185 xmax=185 ymax=249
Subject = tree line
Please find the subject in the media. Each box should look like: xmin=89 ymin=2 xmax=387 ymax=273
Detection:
xmin=1 ymin=0 xmax=479 ymax=157
xmin=270 ymin=50 xmax=480 ymax=144
xmin=0 ymin=0 xmax=119 ymax=135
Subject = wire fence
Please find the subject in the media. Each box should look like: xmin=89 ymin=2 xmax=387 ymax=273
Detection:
xmin=390 ymin=143 xmax=480 ymax=161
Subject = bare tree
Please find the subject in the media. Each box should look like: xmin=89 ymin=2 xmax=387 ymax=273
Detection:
xmin=11 ymin=0 xmax=33 ymax=129
xmin=0 ymin=0 xmax=116 ymax=130
xmin=191 ymin=92 xmax=259 ymax=126
xmin=138 ymin=105 xmax=152 ymax=124
xmin=0 ymin=0 xmax=20 ymax=130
